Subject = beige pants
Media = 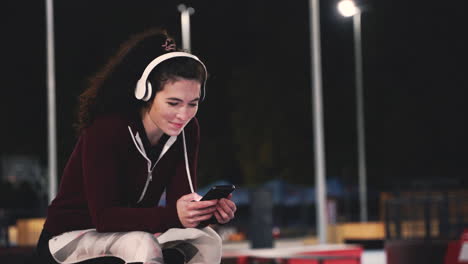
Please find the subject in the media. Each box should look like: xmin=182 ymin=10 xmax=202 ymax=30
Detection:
xmin=48 ymin=227 xmax=222 ymax=264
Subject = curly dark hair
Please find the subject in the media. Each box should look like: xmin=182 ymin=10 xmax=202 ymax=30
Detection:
xmin=75 ymin=28 xmax=206 ymax=134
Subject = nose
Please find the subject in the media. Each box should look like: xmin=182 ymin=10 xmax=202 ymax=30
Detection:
xmin=176 ymin=107 xmax=192 ymax=121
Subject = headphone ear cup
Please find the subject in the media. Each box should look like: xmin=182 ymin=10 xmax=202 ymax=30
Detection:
xmin=135 ymin=79 xmax=146 ymax=100
xmin=142 ymin=81 xmax=152 ymax=101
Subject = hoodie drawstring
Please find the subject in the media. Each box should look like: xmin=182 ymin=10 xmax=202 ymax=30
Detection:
xmin=182 ymin=130 xmax=195 ymax=193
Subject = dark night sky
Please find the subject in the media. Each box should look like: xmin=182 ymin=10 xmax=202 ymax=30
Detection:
xmin=2 ymin=0 xmax=467 ymax=192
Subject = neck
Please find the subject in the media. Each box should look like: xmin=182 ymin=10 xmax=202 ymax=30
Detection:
xmin=141 ymin=111 xmax=164 ymax=146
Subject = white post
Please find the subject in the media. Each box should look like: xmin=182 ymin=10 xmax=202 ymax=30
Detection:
xmin=178 ymin=4 xmax=195 ymax=52
xmin=353 ymin=12 xmax=368 ymax=222
xmin=337 ymin=0 xmax=368 ymax=223
xmin=45 ymin=0 xmax=57 ymax=203
xmin=309 ymin=0 xmax=328 ymax=244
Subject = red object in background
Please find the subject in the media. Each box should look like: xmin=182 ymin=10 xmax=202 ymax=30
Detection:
xmin=272 ymin=227 xmax=281 ymax=239
xmin=288 ymin=248 xmax=362 ymax=264
xmin=445 ymin=229 xmax=468 ymax=264
xmin=234 ymin=248 xmax=362 ymax=264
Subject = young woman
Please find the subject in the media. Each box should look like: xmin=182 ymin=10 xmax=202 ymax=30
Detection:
xmin=36 ymin=28 xmax=236 ymax=264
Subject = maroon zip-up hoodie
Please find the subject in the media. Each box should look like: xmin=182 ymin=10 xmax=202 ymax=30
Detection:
xmin=43 ymin=114 xmax=200 ymax=236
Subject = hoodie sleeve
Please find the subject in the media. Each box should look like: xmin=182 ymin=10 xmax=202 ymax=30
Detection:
xmin=81 ymin=116 xmax=183 ymax=233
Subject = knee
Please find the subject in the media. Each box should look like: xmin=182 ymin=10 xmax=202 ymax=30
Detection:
xmin=210 ymin=229 xmax=222 ymax=250
xmin=192 ymin=227 xmax=223 ymax=263
xmin=127 ymin=231 xmax=161 ymax=253
xmin=201 ymin=227 xmax=222 ymax=250
xmin=112 ymin=231 xmax=162 ymax=263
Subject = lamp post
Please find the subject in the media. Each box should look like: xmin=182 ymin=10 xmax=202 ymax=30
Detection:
xmin=177 ymin=4 xmax=195 ymax=52
xmin=338 ymin=0 xmax=368 ymax=222
xmin=45 ymin=0 xmax=57 ymax=203
xmin=308 ymin=0 xmax=328 ymax=244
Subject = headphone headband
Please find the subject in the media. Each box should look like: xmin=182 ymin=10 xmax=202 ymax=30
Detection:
xmin=135 ymin=51 xmax=208 ymax=101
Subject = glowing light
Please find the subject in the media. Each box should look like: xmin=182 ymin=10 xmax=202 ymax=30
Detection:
xmin=337 ymin=0 xmax=360 ymax=17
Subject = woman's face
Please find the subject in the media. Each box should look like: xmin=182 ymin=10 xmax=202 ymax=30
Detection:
xmin=147 ymin=78 xmax=201 ymax=136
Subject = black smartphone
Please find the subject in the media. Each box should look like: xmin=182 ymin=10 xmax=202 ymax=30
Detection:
xmin=200 ymin=184 xmax=236 ymax=201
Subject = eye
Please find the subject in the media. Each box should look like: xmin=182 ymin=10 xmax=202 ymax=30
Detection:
xmin=167 ymin=102 xmax=178 ymax=106
xmin=189 ymin=103 xmax=198 ymax=107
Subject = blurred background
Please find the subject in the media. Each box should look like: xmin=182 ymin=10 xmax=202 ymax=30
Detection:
xmin=1 ymin=0 xmax=468 ymax=263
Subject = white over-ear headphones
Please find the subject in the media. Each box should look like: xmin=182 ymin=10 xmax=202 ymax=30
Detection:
xmin=134 ymin=51 xmax=208 ymax=102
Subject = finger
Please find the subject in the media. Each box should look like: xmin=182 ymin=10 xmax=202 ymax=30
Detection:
xmin=214 ymin=211 xmax=228 ymax=224
xmin=220 ymin=198 xmax=237 ymax=213
xmin=184 ymin=220 xmax=198 ymax=228
xmin=214 ymin=211 xmax=224 ymax=224
xmin=192 ymin=192 xmax=203 ymax=201
xmin=181 ymin=192 xmax=201 ymax=202
xmin=217 ymin=200 xmax=231 ymax=217
xmin=185 ymin=213 xmax=214 ymax=228
xmin=216 ymin=204 xmax=230 ymax=221
xmin=198 ymin=206 xmax=217 ymax=216
xmin=193 ymin=213 xmax=214 ymax=222
xmin=186 ymin=206 xmax=217 ymax=218
xmin=218 ymin=199 xmax=236 ymax=219
xmin=188 ymin=200 xmax=218 ymax=210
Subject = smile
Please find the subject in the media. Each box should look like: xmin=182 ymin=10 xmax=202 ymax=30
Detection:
xmin=170 ymin=122 xmax=184 ymax=129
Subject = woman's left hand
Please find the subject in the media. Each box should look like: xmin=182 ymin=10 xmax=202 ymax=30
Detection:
xmin=214 ymin=194 xmax=237 ymax=224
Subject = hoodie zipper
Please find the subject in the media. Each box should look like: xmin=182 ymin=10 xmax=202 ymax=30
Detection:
xmin=128 ymin=126 xmax=177 ymax=203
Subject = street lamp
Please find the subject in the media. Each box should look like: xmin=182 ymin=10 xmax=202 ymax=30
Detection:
xmin=45 ymin=0 xmax=57 ymax=203
xmin=338 ymin=0 xmax=359 ymax=17
xmin=177 ymin=4 xmax=195 ymax=52
xmin=337 ymin=0 xmax=368 ymax=222
xmin=308 ymin=0 xmax=328 ymax=244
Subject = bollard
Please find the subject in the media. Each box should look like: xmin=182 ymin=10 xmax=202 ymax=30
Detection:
xmin=249 ymin=188 xmax=273 ymax=249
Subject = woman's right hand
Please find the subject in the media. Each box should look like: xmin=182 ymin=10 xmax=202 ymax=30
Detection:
xmin=176 ymin=193 xmax=218 ymax=228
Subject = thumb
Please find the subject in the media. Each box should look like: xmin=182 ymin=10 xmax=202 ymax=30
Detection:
xmin=192 ymin=192 xmax=203 ymax=201
xmin=181 ymin=192 xmax=202 ymax=202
